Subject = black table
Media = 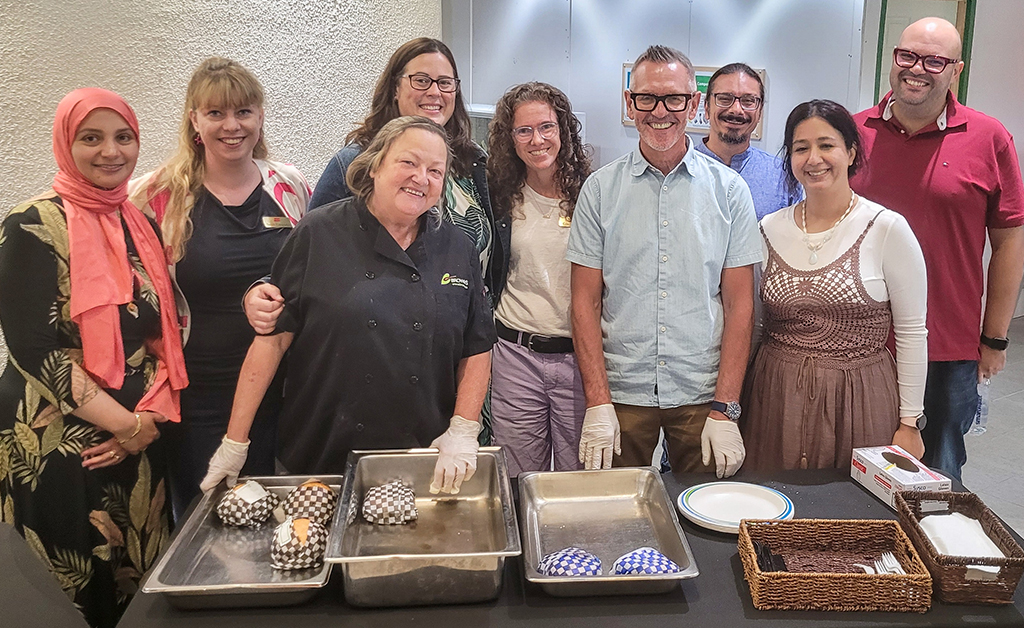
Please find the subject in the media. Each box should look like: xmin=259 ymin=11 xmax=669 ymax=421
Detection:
xmin=0 ymin=522 xmax=90 ymax=628
xmin=118 ymin=469 xmax=1024 ymax=627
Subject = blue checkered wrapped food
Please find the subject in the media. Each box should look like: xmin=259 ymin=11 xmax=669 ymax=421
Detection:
xmin=612 ymin=547 xmax=680 ymax=575
xmin=538 ymin=547 xmax=603 ymax=576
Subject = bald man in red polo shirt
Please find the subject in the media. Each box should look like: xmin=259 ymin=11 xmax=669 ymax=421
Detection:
xmin=851 ymin=17 xmax=1024 ymax=481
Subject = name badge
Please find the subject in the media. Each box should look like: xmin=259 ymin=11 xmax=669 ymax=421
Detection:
xmin=262 ymin=216 xmax=293 ymax=229
xmin=558 ymin=216 xmax=572 ymax=228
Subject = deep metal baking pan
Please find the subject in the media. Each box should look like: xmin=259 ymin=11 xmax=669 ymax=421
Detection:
xmin=519 ymin=467 xmax=699 ymax=596
xmin=326 ymin=447 xmax=521 ymax=607
xmin=141 ymin=474 xmax=342 ymax=609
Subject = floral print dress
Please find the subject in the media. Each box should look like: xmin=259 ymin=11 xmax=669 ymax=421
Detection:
xmin=0 ymin=196 xmax=171 ymax=628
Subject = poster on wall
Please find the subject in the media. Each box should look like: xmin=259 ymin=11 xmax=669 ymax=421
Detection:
xmin=622 ymin=63 xmax=766 ymax=141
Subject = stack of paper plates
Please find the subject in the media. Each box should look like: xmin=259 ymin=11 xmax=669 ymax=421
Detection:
xmin=677 ymin=482 xmax=794 ymax=534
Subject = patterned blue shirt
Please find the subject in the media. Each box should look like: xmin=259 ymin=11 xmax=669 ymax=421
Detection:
xmin=694 ymin=137 xmax=801 ymax=220
xmin=566 ymin=142 xmax=762 ymax=407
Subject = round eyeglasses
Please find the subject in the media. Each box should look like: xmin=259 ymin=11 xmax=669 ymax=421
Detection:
xmin=629 ymin=92 xmax=696 ymax=113
xmin=893 ymin=48 xmax=960 ymax=74
xmin=710 ymin=93 xmax=762 ymax=111
xmin=512 ymin=121 xmax=559 ymax=143
xmin=403 ymin=73 xmax=461 ymax=93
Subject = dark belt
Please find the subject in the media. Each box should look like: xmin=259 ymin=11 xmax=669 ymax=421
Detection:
xmin=495 ymin=319 xmax=574 ymax=354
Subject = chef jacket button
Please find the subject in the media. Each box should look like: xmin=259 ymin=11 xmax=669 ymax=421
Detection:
xmin=365 ymin=373 xmax=373 ymax=383
xmin=365 ymin=271 xmax=375 ymax=279
xmin=409 ymin=375 xmax=419 ymax=384
xmin=355 ymin=423 xmax=364 ymax=432
xmin=367 ymin=319 xmax=377 ymax=328
xmin=411 ymin=272 xmax=421 ymax=282
xmin=413 ymin=322 xmax=423 ymax=331
xmin=359 ymin=223 xmax=367 ymax=231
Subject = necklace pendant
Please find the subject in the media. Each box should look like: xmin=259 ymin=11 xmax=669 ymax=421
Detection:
xmin=808 ymin=251 xmax=818 ymax=265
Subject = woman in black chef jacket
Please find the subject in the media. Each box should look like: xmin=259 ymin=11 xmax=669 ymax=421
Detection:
xmin=199 ymin=116 xmax=496 ymax=494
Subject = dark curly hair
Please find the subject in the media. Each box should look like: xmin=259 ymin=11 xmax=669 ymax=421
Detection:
xmin=487 ymin=82 xmax=592 ymax=221
xmin=346 ymin=37 xmax=476 ymax=177
xmin=781 ymin=99 xmax=864 ymax=194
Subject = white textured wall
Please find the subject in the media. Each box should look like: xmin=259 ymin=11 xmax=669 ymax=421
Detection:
xmin=0 ymin=0 xmax=441 ymax=368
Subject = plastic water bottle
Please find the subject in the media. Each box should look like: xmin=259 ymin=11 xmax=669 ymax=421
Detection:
xmin=970 ymin=379 xmax=990 ymax=435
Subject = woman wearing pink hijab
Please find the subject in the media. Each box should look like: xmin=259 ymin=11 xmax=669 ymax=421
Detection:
xmin=0 ymin=88 xmax=187 ymax=627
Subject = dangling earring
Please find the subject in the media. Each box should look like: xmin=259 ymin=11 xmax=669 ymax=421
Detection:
xmin=193 ymin=134 xmax=203 ymax=146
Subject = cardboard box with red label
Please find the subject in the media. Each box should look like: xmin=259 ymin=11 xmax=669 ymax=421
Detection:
xmin=851 ymin=445 xmax=951 ymax=510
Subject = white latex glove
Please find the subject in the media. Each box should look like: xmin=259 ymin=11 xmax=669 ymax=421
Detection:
xmin=700 ymin=417 xmax=745 ymax=478
xmin=199 ymin=436 xmax=250 ymax=493
xmin=430 ymin=415 xmax=481 ymax=494
xmin=578 ymin=404 xmax=620 ymax=470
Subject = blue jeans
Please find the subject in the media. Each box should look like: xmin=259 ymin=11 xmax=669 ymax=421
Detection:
xmin=921 ymin=360 xmax=979 ymax=482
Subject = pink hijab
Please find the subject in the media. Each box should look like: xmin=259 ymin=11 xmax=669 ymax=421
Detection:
xmin=52 ymin=88 xmax=188 ymax=421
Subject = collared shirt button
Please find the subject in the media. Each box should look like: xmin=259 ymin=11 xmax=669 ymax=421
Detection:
xmin=355 ymin=423 xmax=364 ymax=432
xmin=359 ymin=223 xmax=367 ymax=231
xmin=663 ymin=185 xmax=668 ymax=191
xmin=367 ymin=319 xmax=377 ymax=329
xmin=660 ymin=291 xmax=667 ymax=298
xmin=659 ymin=360 xmax=666 ymax=366
xmin=411 ymin=272 xmax=421 ymax=282
xmin=660 ymin=326 xmax=667 ymax=333
xmin=409 ymin=375 xmax=419 ymax=384
xmin=661 ymin=255 xmax=668 ymax=262
xmin=413 ymin=322 xmax=423 ymax=331
xmin=662 ymin=220 xmax=669 ymax=227
xmin=365 ymin=271 xmax=375 ymax=279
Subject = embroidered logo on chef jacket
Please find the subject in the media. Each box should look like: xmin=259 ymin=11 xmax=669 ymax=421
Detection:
xmin=440 ymin=272 xmax=470 ymax=289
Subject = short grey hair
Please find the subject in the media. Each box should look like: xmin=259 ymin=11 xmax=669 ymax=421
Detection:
xmin=632 ymin=45 xmax=696 ymax=91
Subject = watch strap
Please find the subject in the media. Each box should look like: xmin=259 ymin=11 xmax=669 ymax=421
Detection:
xmin=981 ymin=333 xmax=1009 ymax=351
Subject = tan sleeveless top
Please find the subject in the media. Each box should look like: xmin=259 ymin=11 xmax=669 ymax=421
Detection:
xmin=760 ymin=211 xmax=891 ymax=366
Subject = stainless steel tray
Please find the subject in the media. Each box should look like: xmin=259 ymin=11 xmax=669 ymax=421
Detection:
xmin=141 ymin=474 xmax=342 ymax=609
xmin=326 ymin=447 xmax=521 ymax=607
xmin=519 ymin=467 xmax=699 ymax=596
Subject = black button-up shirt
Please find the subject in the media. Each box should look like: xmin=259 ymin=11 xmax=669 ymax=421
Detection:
xmin=271 ymin=199 xmax=495 ymax=473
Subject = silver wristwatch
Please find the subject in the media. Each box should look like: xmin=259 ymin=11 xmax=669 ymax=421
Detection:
xmin=710 ymin=400 xmax=742 ymax=422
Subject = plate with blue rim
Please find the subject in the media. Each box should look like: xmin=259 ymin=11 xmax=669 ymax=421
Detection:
xmin=676 ymin=481 xmax=794 ymax=534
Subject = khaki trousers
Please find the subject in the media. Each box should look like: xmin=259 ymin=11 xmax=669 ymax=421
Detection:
xmin=612 ymin=403 xmax=715 ymax=473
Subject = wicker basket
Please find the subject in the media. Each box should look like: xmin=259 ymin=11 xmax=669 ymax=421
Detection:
xmin=895 ymin=491 xmax=1024 ymax=605
xmin=738 ymin=519 xmax=932 ymax=612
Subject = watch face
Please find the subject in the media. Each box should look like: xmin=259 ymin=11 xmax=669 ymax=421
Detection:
xmin=724 ymin=402 xmax=742 ymax=421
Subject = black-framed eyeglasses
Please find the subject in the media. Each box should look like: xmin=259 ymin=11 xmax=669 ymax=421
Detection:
xmin=403 ymin=73 xmax=461 ymax=93
xmin=512 ymin=121 xmax=560 ymax=143
xmin=710 ymin=92 xmax=762 ymax=111
xmin=893 ymin=48 xmax=960 ymax=74
xmin=629 ymin=92 xmax=696 ymax=112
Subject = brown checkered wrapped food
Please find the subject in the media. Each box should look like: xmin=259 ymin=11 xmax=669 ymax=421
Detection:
xmin=215 ymin=480 xmax=280 ymax=527
xmin=270 ymin=516 xmax=328 ymax=570
xmin=284 ymin=479 xmax=338 ymax=525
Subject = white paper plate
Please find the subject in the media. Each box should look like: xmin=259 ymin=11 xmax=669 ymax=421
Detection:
xmin=676 ymin=481 xmax=794 ymax=534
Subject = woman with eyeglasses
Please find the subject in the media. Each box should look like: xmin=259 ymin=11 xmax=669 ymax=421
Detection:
xmin=246 ymin=37 xmax=509 ymax=324
xmin=485 ymin=83 xmax=592 ymax=476
xmin=740 ymin=100 xmax=928 ymax=471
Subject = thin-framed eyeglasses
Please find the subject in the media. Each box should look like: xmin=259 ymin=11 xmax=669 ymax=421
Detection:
xmin=403 ymin=73 xmax=461 ymax=93
xmin=711 ymin=92 xmax=762 ymax=111
xmin=512 ymin=121 xmax=560 ymax=143
xmin=893 ymin=48 xmax=960 ymax=74
xmin=629 ymin=92 xmax=696 ymax=112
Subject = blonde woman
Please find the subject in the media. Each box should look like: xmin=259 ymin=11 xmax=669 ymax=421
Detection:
xmin=132 ymin=57 xmax=311 ymax=517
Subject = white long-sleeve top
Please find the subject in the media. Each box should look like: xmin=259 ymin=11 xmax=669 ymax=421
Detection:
xmin=759 ymin=197 xmax=928 ymax=417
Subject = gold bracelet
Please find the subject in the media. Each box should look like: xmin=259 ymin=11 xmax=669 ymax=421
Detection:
xmin=117 ymin=413 xmax=142 ymax=445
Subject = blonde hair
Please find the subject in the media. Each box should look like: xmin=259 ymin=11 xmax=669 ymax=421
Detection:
xmin=135 ymin=57 xmax=267 ymax=261
xmin=346 ymin=116 xmax=452 ymax=209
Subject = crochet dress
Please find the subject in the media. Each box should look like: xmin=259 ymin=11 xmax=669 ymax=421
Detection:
xmin=741 ymin=211 xmax=900 ymax=470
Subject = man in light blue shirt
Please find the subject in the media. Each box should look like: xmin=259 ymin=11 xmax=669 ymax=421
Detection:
xmin=568 ymin=45 xmax=762 ymax=477
xmin=693 ymin=63 xmax=801 ymax=220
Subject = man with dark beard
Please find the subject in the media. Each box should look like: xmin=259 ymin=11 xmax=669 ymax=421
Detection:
xmin=694 ymin=63 xmax=800 ymax=220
